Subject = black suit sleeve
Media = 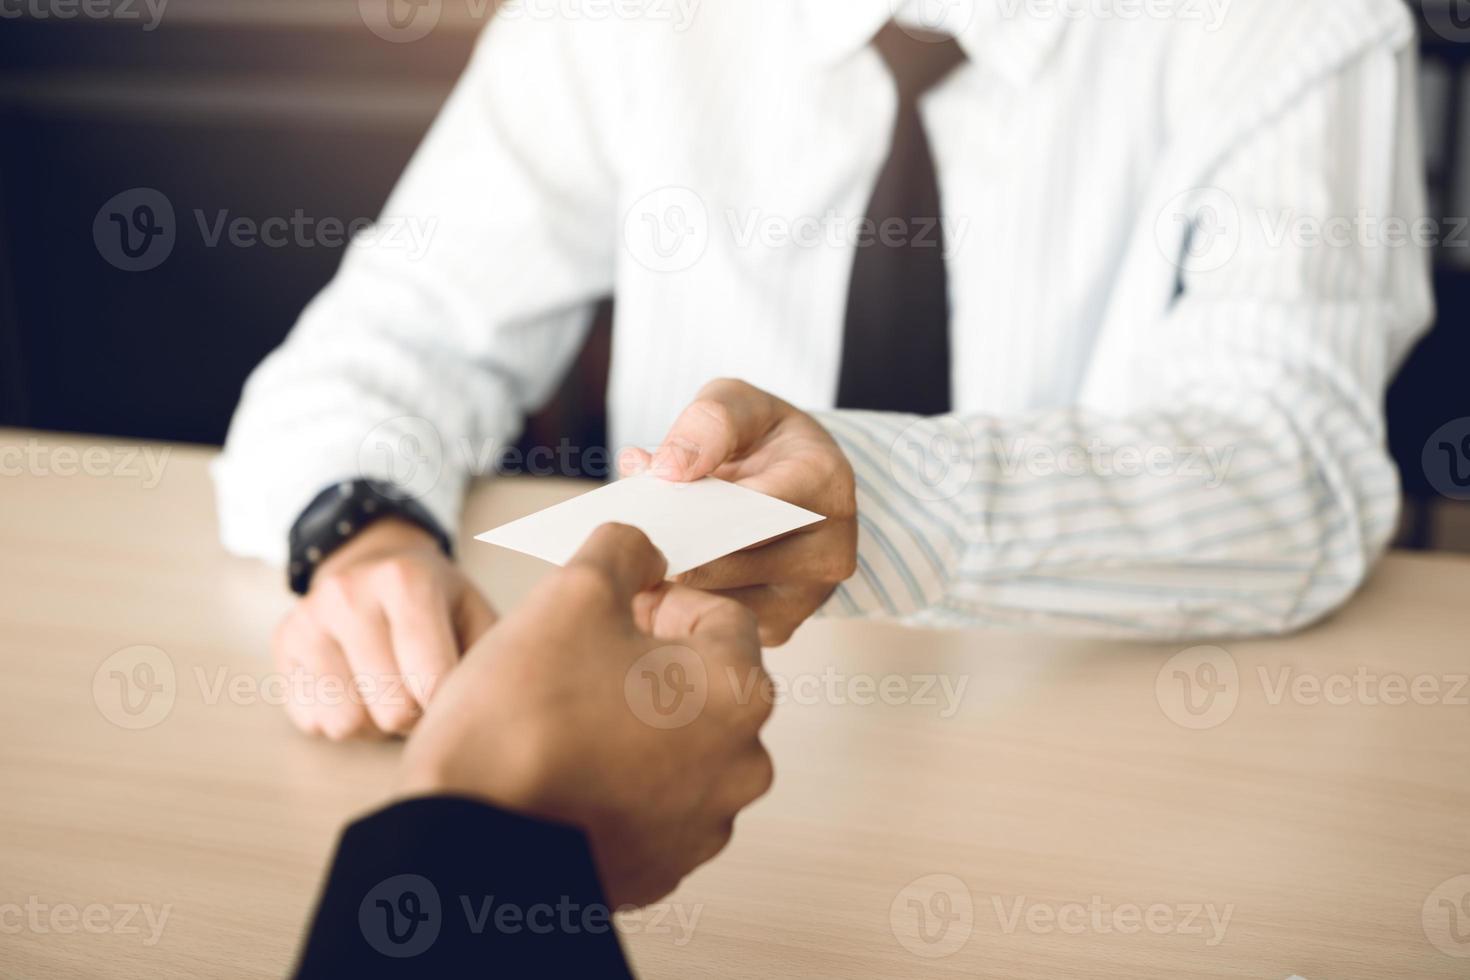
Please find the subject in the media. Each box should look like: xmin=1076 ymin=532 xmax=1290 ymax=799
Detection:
xmin=292 ymin=796 xmax=635 ymax=979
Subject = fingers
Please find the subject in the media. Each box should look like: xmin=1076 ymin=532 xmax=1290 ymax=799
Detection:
xmin=272 ymin=610 xmax=373 ymax=740
xmin=382 ymin=583 xmax=459 ymax=708
xmin=637 ymin=585 xmax=771 ymax=726
xmin=644 ymin=584 xmax=760 ymax=658
xmin=630 ymin=582 xmax=671 ymax=636
xmin=717 ymin=745 xmax=776 ymax=811
xmin=647 ymin=576 xmax=836 ymax=661
xmin=710 ymin=583 xmax=834 ymax=647
xmin=650 ymin=378 xmax=780 ymax=482
xmin=617 ymin=446 xmax=654 ymax=477
xmin=281 ymin=551 xmax=492 ymax=741
xmin=310 ymin=577 xmax=421 ymax=735
xmin=678 ymin=525 xmax=858 ymax=592
xmin=453 ymin=585 xmax=499 ymax=652
xmin=565 ymin=523 xmax=669 ymax=605
xmin=688 ymin=820 xmax=736 ymax=872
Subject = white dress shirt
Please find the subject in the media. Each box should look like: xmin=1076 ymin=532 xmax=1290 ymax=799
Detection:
xmin=215 ymin=0 xmax=1433 ymax=638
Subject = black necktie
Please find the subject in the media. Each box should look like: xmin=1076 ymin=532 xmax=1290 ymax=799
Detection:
xmin=837 ymin=23 xmax=966 ymax=415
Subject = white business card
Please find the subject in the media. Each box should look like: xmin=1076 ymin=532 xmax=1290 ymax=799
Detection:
xmin=475 ymin=474 xmax=825 ymax=576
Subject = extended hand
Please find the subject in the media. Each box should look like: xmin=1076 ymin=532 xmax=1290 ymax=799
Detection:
xmin=623 ymin=378 xmax=858 ymax=645
xmin=399 ymin=523 xmax=776 ymax=907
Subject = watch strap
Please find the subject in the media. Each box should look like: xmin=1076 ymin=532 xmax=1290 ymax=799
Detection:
xmin=287 ymin=480 xmax=453 ymax=596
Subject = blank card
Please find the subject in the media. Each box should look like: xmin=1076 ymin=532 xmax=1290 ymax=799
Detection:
xmin=475 ymin=474 xmax=824 ymax=576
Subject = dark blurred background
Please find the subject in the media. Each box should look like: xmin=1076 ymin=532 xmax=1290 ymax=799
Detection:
xmin=0 ymin=0 xmax=1466 ymax=547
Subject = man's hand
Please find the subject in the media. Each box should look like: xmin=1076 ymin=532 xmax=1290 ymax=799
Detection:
xmin=399 ymin=523 xmax=776 ymax=908
xmin=622 ymin=378 xmax=858 ymax=645
xmin=272 ymin=519 xmax=498 ymax=740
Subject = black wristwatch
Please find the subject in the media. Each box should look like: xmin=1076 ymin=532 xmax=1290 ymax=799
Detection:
xmin=287 ymin=480 xmax=454 ymax=596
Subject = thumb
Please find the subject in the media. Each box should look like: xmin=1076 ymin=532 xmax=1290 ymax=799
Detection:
xmin=453 ymin=586 xmax=499 ymax=653
xmin=650 ymin=379 xmax=779 ymax=482
xmin=566 ymin=523 xmax=669 ymax=606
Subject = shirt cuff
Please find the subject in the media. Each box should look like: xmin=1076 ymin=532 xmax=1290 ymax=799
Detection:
xmin=212 ymin=434 xmax=466 ymax=568
xmin=812 ymin=410 xmax=960 ymax=621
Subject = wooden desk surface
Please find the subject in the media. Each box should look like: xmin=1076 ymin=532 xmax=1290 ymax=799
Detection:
xmin=2 ymin=429 xmax=1469 ymax=979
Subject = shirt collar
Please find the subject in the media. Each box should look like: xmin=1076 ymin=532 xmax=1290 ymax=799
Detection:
xmin=796 ymin=0 xmax=1068 ymax=88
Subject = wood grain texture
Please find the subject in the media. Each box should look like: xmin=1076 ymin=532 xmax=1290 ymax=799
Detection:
xmin=2 ymin=429 xmax=1468 ymax=979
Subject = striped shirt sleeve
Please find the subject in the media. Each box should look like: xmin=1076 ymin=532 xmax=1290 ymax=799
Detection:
xmin=814 ymin=37 xmax=1433 ymax=640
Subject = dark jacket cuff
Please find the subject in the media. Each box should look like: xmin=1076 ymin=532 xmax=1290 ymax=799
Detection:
xmin=292 ymin=796 xmax=634 ymax=979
